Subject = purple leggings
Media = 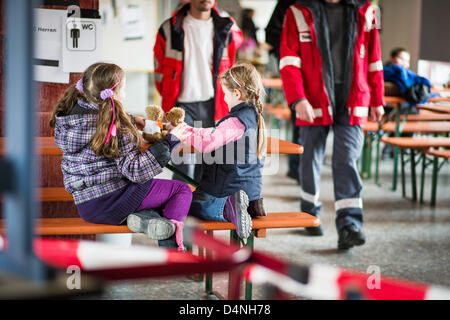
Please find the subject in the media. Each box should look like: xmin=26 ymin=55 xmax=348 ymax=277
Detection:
xmin=137 ymin=178 xmax=192 ymax=222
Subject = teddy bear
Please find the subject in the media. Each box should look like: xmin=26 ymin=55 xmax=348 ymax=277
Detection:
xmin=142 ymin=105 xmax=185 ymax=144
xmin=142 ymin=105 xmax=165 ymax=144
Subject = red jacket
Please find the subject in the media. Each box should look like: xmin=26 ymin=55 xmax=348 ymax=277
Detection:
xmin=280 ymin=0 xmax=385 ymax=126
xmin=154 ymin=4 xmax=243 ymax=121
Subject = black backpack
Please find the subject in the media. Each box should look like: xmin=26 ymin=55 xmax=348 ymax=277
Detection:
xmin=404 ymin=82 xmax=431 ymax=105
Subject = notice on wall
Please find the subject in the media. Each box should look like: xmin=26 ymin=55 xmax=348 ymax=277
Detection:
xmin=120 ymin=5 xmax=145 ymax=41
xmin=33 ymin=8 xmax=70 ymax=83
xmin=62 ymin=15 xmax=102 ymax=73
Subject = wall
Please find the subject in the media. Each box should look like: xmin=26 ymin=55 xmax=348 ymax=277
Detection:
xmin=379 ymin=0 xmax=422 ymax=72
xmin=419 ymin=0 xmax=450 ymax=63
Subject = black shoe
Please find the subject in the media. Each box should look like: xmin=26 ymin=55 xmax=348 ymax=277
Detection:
xmin=338 ymin=225 xmax=365 ymax=250
xmin=247 ymin=198 xmax=266 ymax=218
xmin=305 ymin=225 xmax=323 ymax=236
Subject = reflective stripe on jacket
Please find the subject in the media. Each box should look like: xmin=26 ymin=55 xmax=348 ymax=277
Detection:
xmin=280 ymin=0 xmax=385 ymax=126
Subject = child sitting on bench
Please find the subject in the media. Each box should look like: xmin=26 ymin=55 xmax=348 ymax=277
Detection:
xmin=169 ymin=63 xmax=267 ymax=240
xmin=49 ymin=62 xmax=191 ymax=251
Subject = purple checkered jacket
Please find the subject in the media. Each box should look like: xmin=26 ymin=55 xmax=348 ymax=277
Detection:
xmin=53 ymin=103 xmax=163 ymax=205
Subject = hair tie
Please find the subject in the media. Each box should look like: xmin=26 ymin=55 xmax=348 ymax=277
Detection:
xmin=229 ymin=69 xmax=241 ymax=87
xmin=100 ymin=88 xmax=114 ymax=100
xmin=103 ymin=74 xmax=121 ymax=145
xmin=75 ymin=78 xmax=84 ymax=93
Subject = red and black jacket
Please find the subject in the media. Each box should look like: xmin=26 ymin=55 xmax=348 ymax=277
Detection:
xmin=154 ymin=4 xmax=243 ymax=121
xmin=280 ymin=0 xmax=385 ymax=126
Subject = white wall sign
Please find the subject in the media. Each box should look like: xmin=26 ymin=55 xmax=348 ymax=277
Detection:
xmin=33 ymin=8 xmax=70 ymax=83
xmin=62 ymin=16 xmax=102 ymax=72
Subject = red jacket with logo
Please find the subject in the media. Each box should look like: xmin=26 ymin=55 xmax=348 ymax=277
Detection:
xmin=154 ymin=4 xmax=243 ymax=121
xmin=280 ymin=0 xmax=385 ymax=126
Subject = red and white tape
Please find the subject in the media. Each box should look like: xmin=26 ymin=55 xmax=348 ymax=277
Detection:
xmin=244 ymin=264 xmax=450 ymax=300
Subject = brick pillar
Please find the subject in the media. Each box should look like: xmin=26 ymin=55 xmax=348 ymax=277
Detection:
xmin=1 ymin=1 xmax=99 ymax=237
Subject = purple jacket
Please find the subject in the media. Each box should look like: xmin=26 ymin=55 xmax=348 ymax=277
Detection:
xmin=53 ymin=103 xmax=163 ymax=205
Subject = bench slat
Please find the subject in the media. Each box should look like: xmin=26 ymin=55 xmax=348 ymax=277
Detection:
xmin=0 ymin=213 xmax=319 ymax=236
xmin=380 ymin=137 xmax=450 ymax=149
xmin=425 ymin=149 xmax=450 ymax=159
xmin=363 ymin=121 xmax=450 ymax=133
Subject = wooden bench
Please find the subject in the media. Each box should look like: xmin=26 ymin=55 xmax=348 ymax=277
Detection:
xmin=380 ymin=137 xmax=450 ymax=202
xmin=0 ymin=213 xmax=319 ymax=237
xmin=0 ymin=212 xmax=320 ymax=300
xmin=361 ymin=120 xmax=450 ymax=184
xmin=417 ymin=104 xmax=450 ymax=114
xmin=423 ymin=149 xmax=450 ymax=206
xmin=363 ymin=121 xmax=450 ymax=134
xmin=399 ymin=110 xmax=450 ymax=121
xmin=0 ymin=187 xmax=73 ymax=203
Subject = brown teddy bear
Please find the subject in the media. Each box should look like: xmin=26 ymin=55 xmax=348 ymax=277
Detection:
xmin=165 ymin=107 xmax=185 ymax=127
xmin=142 ymin=105 xmax=165 ymax=144
xmin=142 ymin=105 xmax=185 ymax=144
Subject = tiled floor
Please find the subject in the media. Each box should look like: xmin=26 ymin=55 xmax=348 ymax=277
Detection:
xmin=92 ymin=133 xmax=450 ymax=300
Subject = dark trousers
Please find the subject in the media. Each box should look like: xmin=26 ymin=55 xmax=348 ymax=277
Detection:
xmin=298 ymin=84 xmax=364 ymax=232
xmin=171 ymin=98 xmax=215 ymax=183
xmin=288 ymin=108 xmax=301 ymax=178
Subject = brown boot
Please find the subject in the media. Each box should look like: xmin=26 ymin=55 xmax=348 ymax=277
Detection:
xmin=247 ymin=198 xmax=266 ymax=218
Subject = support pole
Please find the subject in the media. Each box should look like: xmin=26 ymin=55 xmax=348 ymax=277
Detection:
xmin=0 ymin=0 xmax=51 ymax=282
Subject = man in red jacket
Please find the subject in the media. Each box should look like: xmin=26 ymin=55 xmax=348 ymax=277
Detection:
xmin=280 ymin=0 xmax=385 ymax=250
xmin=154 ymin=0 xmax=242 ymax=182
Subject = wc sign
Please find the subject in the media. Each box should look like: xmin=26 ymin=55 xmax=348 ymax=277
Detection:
xmin=62 ymin=7 xmax=101 ymax=73
xmin=66 ymin=20 xmax=97 ymax=51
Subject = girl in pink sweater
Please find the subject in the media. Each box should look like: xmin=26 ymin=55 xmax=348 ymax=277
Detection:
xmin=169 ymin=63 xmax=267 ymax=240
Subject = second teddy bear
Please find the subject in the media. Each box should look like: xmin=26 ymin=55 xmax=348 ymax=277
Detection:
xmin=142 ymin=105 xmax=186 ymax=144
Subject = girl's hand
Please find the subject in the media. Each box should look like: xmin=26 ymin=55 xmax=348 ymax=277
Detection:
xmin=168 ymin=122 xmax=190 ymax=141
xmin=133 ymin=116 xmax=146 ymax=131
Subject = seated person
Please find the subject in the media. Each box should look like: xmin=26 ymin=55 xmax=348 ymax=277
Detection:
xmin=384 ymin=48 xmax=432 ymax=107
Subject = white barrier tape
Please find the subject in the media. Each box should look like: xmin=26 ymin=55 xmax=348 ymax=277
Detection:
xmin=425 ymin=286 xmax=450 ymax=300
xmin=77 ymin=241 xmax=168 ymax=270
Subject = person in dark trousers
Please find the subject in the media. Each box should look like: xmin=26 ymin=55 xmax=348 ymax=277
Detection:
xmin=280 ymin=0 xmax=385 ymax=250
xmin=153 ymin=0 xmax=243 ymax=183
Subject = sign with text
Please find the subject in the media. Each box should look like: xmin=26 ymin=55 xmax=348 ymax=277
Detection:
xmin=62 ymin=16 xmax=102 ymax=72
xmin=33 ymin=8 xmax=69 ymax=83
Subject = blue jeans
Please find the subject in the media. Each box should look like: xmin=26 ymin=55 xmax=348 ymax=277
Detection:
xmin=189 ymin=189 xmax=228 ymax=222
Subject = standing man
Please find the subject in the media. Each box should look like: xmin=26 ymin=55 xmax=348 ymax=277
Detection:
xmin=280 ymin=0 xmax=385 ymax=250
xmin=154 ymin=0 xmax=243 ymax=182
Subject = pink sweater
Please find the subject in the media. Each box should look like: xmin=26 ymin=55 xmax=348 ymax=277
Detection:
xmin=182 ymin=117 xmax=246 ymax=153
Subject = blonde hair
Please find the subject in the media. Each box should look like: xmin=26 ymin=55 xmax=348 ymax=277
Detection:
xmin=50 ymin=63 xmax=142 ymax=159
xmin=220 ymin=63 xmax=267 ymax=159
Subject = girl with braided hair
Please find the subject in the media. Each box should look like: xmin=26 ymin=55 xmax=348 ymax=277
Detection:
xmin=168 ymin=62 xmax=267 ymax=240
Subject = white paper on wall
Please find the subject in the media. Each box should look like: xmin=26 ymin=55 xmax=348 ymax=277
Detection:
xmin=33 ymin=8 xmax=70 ymax=83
